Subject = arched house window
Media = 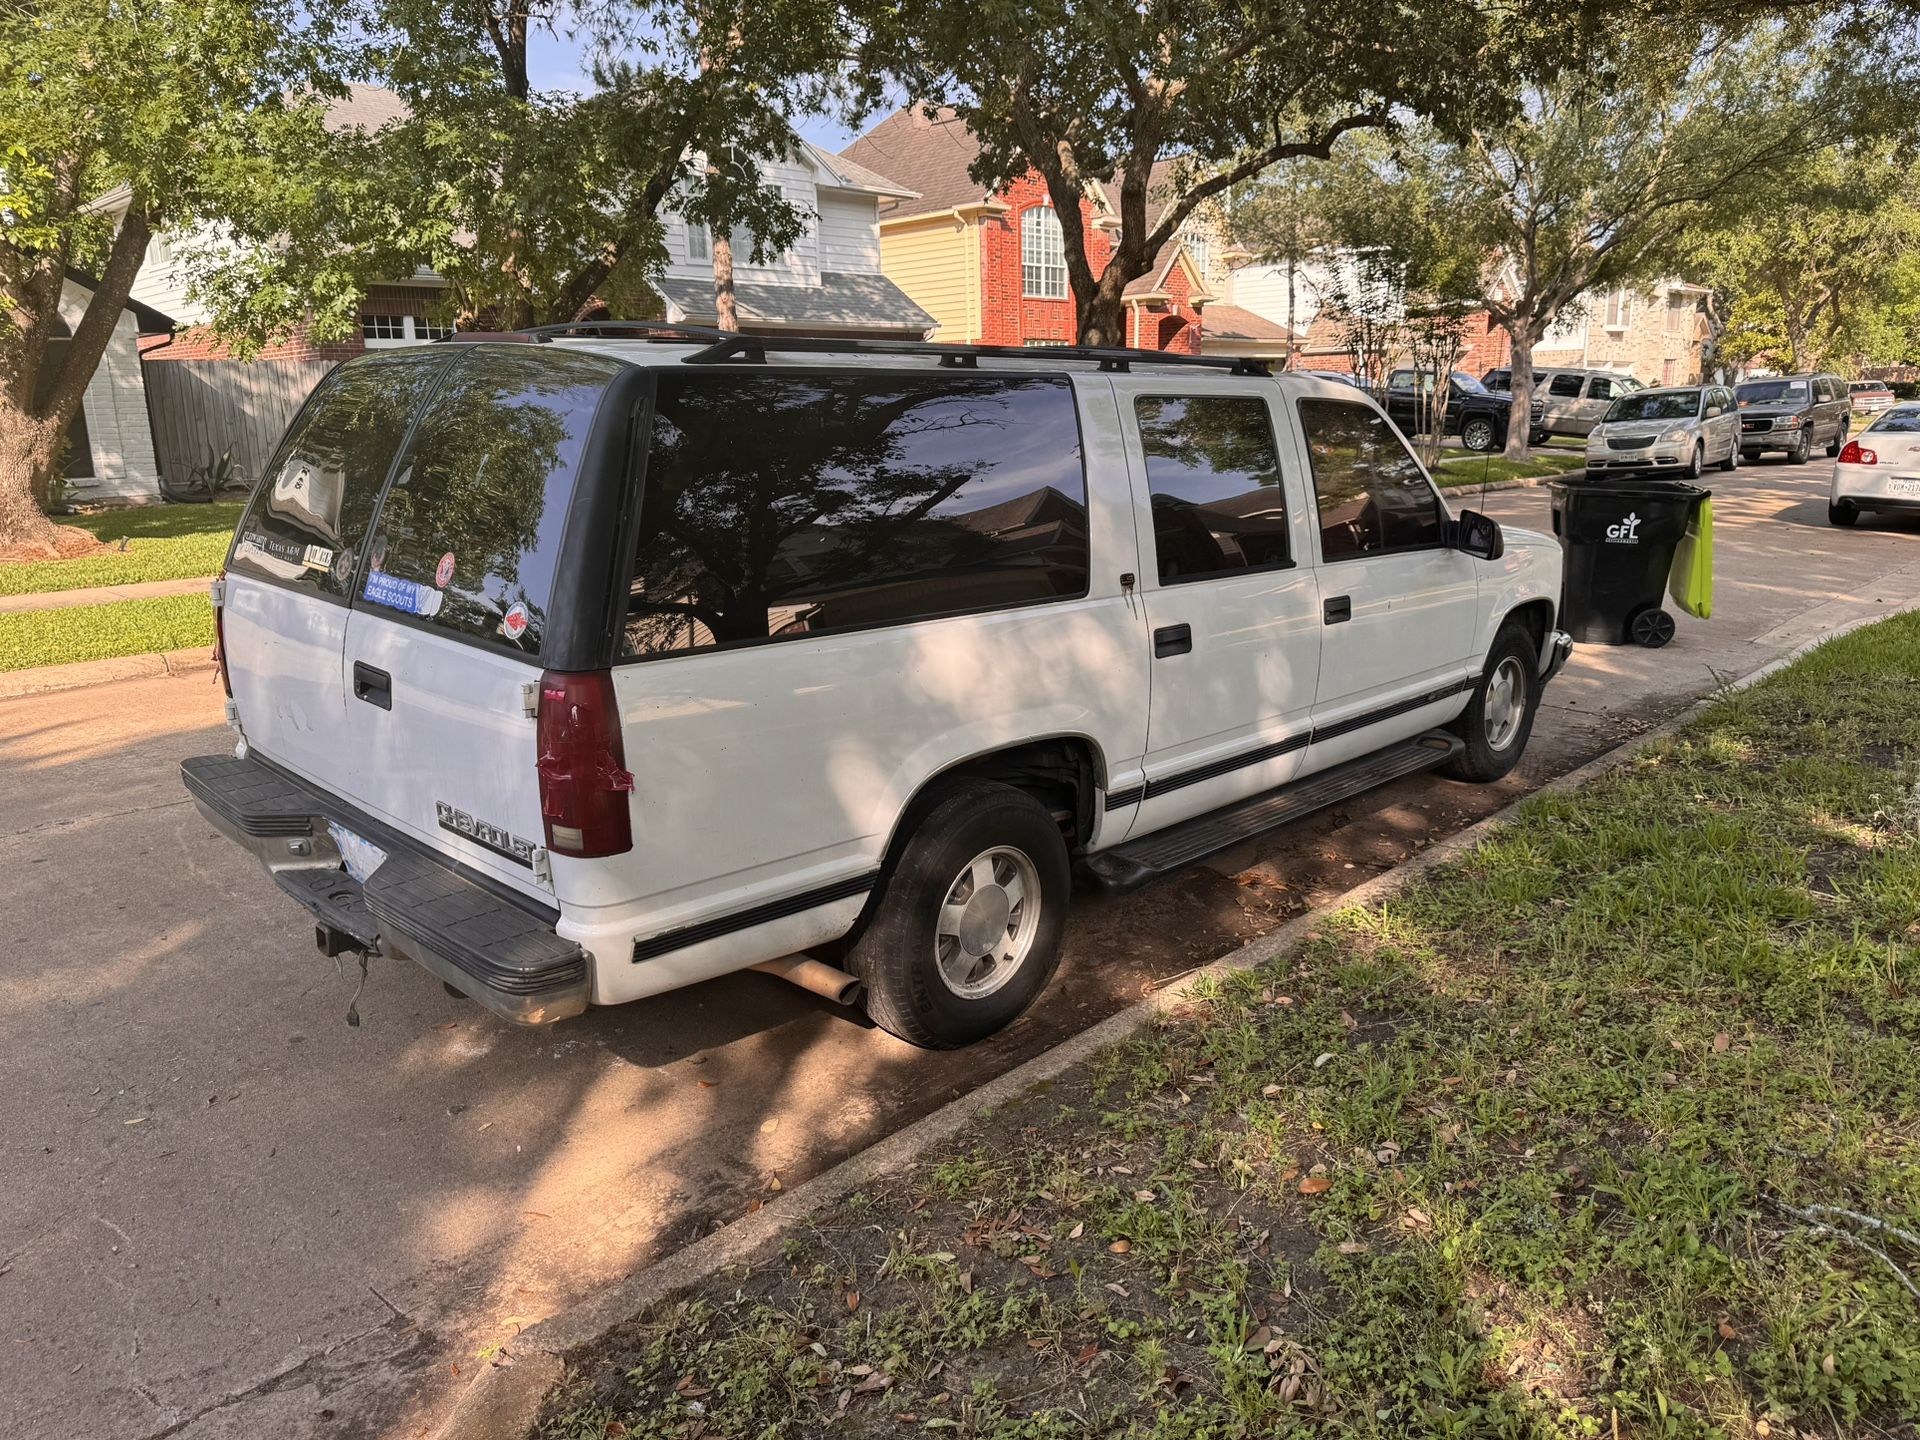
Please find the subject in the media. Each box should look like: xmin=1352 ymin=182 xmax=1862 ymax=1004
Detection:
xmin=1021 ymin=205 xmax=1067 ymax=300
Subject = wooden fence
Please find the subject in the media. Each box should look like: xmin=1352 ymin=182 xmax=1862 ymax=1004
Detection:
xmin=142 ymin=358 xmax=336 ymax=492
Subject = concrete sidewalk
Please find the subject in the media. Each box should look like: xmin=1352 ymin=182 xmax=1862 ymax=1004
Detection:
xmin=0 ymin=575 xmax=211 ymax=614
xmin=2 ymin=457 xmax=1917 ymax=1440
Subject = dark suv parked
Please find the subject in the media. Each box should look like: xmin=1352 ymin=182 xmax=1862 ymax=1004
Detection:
xmin=1383 ymin=369 xmax=1518 ymax=452
xmin=1735 ymin=373 xmax=1851 ymax=463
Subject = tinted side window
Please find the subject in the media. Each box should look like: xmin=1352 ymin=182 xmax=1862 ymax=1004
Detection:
xmin=1548 ymin=374 xmax=1583 ymax=397
xmin=1297 ymin=399 xmax=1444 ymax=561
xmin=229 ymin=352 xmax=451 ymax=593
xmin=1134 ymin=395 xmax=1291 ymax=585
xmin=1387 ymin=369 xmax=1418 ymax=391
xmin=624 ymin=374 xmax=1088 ymax=658
xmin=358 ymin=346 xmax=624 ymax=654
xmin=1588 ymin=377 xmax=1615 ymax=401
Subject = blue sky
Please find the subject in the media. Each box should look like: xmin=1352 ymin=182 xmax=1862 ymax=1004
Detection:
xmin=524 ymin=26 xmax=868 ymax=153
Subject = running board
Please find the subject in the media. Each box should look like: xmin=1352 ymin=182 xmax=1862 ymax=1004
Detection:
xmin=1080 ymin=731 xmax=1464 ymax=893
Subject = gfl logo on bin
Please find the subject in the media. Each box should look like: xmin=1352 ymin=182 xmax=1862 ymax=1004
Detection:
xmin=1606 ymin=511 xmax=1642 ymax=543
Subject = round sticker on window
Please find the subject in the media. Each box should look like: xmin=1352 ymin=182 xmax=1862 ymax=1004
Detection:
xmin=501 ymin=602 xmax=530 ymax=641
xmin=331 ymin=549 xmax=354 ymax=586
xmin=435 ymin=551 xmax=456 ymax=588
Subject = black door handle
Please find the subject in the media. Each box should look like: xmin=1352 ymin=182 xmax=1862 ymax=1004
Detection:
xmin=352 ymin=661 xmax=392 ymax=710
xmin=1324 ymin=596 xmax=1352 ymax=625
xmin=1153 ymin=623 xmax=1192 ymax=658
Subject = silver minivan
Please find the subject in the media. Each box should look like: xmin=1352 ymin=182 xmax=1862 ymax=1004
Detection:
xmin=1484 ymin=366 xmax=1647 ymax=441
xmin=1584 ymin=384 xmax=1741 ymax=479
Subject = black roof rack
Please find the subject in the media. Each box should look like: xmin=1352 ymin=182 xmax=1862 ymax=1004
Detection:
xmin=680 ymin=332 xmax=1273 ymax=377
xmin=437 ymin=321 xmax=736 ymax=345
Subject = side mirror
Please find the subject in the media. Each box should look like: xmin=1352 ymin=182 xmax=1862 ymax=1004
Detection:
xmin=1455 ymin=509 xmax=1505 ymax=561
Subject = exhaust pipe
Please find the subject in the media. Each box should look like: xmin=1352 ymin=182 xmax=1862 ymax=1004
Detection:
xmin=751 ymin=955 xmax=863 ymax=1007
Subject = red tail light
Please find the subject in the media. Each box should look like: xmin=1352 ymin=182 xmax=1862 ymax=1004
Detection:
xmin=211 ymin=572 xmax=232 ymax=697
xmin=1839 ymin=440 xmax=1876 ymax=466
xmin=535 ymin=669 xmax=634 ymax=859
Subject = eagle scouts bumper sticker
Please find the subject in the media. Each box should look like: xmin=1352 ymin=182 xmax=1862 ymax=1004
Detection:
xmin=362 ymin=570 xmax=445 ymax=618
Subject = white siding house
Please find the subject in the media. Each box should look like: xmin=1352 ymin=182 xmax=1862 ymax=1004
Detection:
xmin=653 ymin=143 xmax=936 ymax=337
xmin=50 ymin=273 xmax=169 ymax=504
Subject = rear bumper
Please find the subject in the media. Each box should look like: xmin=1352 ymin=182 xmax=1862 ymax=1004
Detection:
xmin=181 ymin=753 xmax=588 ymax=1025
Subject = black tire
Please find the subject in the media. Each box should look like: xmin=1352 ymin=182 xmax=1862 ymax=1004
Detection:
xmin=1684 ymin=443 xmax=1704 ymax=480
xmin=1630 ymin=606 xmax=1677 ymax=647
xmin=1829 ymin=501 xmax=1858 ymax=527
xmin=1444 ymin=622 xmax=1541 ymax=783
xmin=848 ymin=782 xmax=1070 ymax=1049
xmin=1826 ymin=425 xmax=1847 ymax=459
xmin=1461 ymin=415 xmax=1498 ymax=452
xmin=1529 ymin=427 xmax=1551 ymax=447
xmin=1719 ymin=438 xmax=1739 ymax=472
xmin=1790 ymin=430 xmax=1812 ymax=464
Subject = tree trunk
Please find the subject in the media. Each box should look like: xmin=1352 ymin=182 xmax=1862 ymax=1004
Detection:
xmin=713 ymin=231 xmax=739 ymax=332
xmin=1502 ymin=316 xmax=1541 ymax=461
xmin=1076 ymin=265 xmax=1132 ymax=348
xmin=0 ymin=412 xmax=66 ymax=552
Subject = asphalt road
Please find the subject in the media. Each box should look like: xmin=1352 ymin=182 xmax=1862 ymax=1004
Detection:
xmin=5 ymin=458 xmax=1919 ymax=1440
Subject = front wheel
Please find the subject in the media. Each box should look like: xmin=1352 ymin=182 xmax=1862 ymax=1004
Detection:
xmin=1461 ymin=416 xmax=1498 ymax=453
xmin=1444 ymin=623 xmax=1541 ymax=783
xmin=1790 ymin=430 xmax=1812 ymax=464
xmin=848 ymin=781 xmax=1070 ymax=1049
xmin=1684 ymin=443 xmax=1704 ymax=480
xmin=1719 ymin=438 xmax=1740 ymax=472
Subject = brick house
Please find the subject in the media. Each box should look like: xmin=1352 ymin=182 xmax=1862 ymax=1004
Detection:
xmin=1532 ymin=282 xmax=1713 ymax=385
xmin=841 ymin=108 xmax=1218 ymax=351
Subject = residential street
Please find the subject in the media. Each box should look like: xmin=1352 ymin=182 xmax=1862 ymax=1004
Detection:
xmin=4 ymin=459 xmax=1917 ymax=1440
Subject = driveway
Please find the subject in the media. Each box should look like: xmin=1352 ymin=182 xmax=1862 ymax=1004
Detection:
xmin=4 ymin=458 xmax=1917 ymax=1440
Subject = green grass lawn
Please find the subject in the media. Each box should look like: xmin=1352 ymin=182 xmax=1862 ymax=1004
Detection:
xmin=0 ymin=502 xmax=242 ymax=598
xmin=0 ymin=593 xmax=214 ymax=671
xmin=539 ymin=614 xmax=1920 ymax=1440
xmin=1435 ymin=449 xmax=1588 ymax=489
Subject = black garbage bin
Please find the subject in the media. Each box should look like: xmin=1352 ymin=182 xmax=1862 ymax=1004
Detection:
xmin=1548 ymin=477 xmax=1709 ymax=647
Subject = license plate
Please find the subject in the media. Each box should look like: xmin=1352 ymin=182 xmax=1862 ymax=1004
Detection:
xmin=328 ymin=822 xmax=388 ymax=885
xmin=1889 ymin=475 xmax=1920 ymax=497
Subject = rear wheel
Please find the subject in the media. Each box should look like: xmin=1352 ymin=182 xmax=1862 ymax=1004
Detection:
xmin=849 ymin=782 xmax=1070 ymax=1049
xmin=1461 ymin=416 xmax=1498 ymax=453
xmin=1826 ymin=424 xmax=1847 ymax=459
xmin=1829 ymin=501 xmax=1858 ymax=527
xmin=1444 ymin=623 xmax=1541 ymax=783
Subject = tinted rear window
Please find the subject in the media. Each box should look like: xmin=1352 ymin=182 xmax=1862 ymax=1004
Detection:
xmin=229 ymin=352 xmax=451 ymax=592
xmin=357 ymin=346 xmax=624 ymax=653
xmin=1868 ymin=406 xmax=1920 ymax=433
xmin=1737 ymin=379 xmax=1810 ymax=405
xmin=623 ymin=373 xmax=1088 ymax=658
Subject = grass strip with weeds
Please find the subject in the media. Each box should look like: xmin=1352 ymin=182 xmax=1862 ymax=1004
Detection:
xmin=1434 ymin=451 xmax=1588 ymax=489
xmin=0 ymin=592 xmax=213 ymax=671
xmin=540 ymin=614 xmax=1920 ymax=1440
xmin=0 ymin=502 xmax=241 ymax=597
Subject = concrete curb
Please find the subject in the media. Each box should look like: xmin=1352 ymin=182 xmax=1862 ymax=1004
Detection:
xmin=0 ymin=645 xmax=216 ymax=700
xmin=430 ymin=602 xmax=1919 ymax=1440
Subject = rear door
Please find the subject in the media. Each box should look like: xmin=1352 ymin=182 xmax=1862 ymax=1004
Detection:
xmin=1117 ymin=382 xmax=1322 ymax=836
xmin=1538 ymin=372 xmax=1585 ymax=434
xmin=223 ymin=351 xmax=455 ymax=792
xmin=336 ymin=345 xmax=632 ymax=900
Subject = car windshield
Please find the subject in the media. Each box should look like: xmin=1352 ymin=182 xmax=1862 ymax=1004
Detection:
xmin=1737 ymin=379 xmax=1810 ymax=405
xmin=1850 ymin=381 xmax=1885 ymax=393
xmin=1451 ymin=372 xmax=1488 ymax=394
xmin=1604 ymin=390 xmax=1700 ymax=423
xmin=1867 ymin=406 xmax=1920 ymax=433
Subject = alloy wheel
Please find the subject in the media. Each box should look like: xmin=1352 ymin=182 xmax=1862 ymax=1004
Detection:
xmin=934 ymin=846 xmax=1043 ymax=1000
xmin=1484 ymin=656 xmax=1529 ymax=751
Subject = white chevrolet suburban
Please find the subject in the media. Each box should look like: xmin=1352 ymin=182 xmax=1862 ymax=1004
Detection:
xmin=184 ymin=328 xmax=1571 ymax=1048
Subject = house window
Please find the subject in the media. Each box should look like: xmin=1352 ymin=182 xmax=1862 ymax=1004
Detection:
xmin=1022 ymin=205 xmax=1068 ymax=299
xmin=687 ymin=222 xmax=710 ymax=262
xmin=1666 ymin=292 xmax=1691 ymax=333
xmin=1603 ymin=290 xmax=1633 ymax=331
xmin=1181 ymin=228 xmax=1209 ymax=279
xmin=361 ymin=314 xmax=457 ymax=347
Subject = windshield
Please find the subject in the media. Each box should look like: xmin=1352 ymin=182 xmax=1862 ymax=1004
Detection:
xmin=1737 ymin=379 xmax=1810 ymax=405
xmin=1867 ymin=406 xmax=1920 ymax=433
xmin=1450 ymin=371 xmax=1488 ymax=394
xmin=1604 ymin=390 xmax=1701 ymax=424
xmin=1850 ymin=381 xmax=1886 ymax=393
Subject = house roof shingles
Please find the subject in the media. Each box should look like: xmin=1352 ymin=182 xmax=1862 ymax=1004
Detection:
xmin=1198 ymin=303 xmax=1291 ymax=343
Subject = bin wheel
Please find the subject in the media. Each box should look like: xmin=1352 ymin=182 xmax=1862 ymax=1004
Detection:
xmin=1629 ymin=606 xmax=1676 ymax=648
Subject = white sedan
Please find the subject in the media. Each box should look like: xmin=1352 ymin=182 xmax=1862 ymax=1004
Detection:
xmin=1831 ymin=404 xmax=1920 ymax=526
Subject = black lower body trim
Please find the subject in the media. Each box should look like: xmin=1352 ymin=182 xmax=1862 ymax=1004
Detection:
xmin=1111 ymin=677 xmax=1475 ymax=809
xmin=631 ymin=871 xmax=880 ymax=963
